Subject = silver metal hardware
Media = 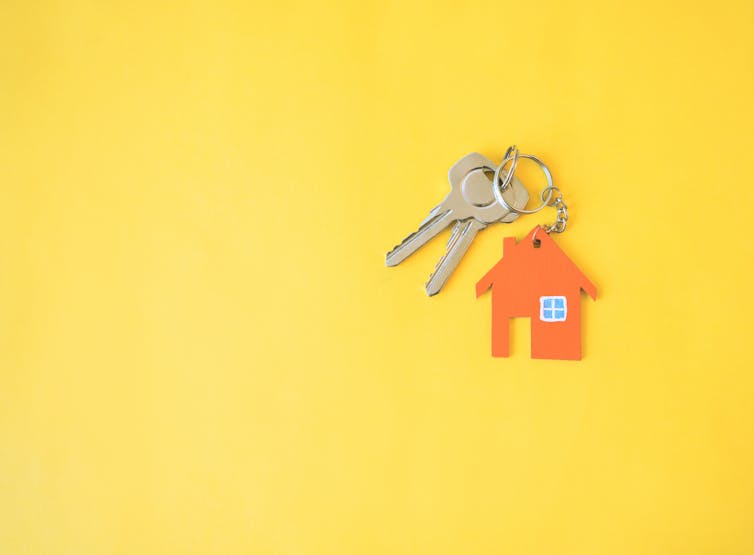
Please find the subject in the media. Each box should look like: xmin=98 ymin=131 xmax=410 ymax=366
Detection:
xmin=492 ymin=146 xmax=569 ymax=235
xmin=386 ymin=152 xmax=529 ymax=295
xmin=386 ymin=145 xmax=574 ymax=295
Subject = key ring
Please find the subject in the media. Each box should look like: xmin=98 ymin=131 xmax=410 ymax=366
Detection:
xmin=493 ymin=151 xmax=554 ymax=215
xmin=494 ymin=145 xmax=520 ymax=192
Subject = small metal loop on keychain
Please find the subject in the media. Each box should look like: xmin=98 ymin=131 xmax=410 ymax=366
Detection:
xmin=493 ymin=148 xmax=554 ymax=215
xmin=492 ymin=145 xmax=569 ymax=238
xmin=493 ymin=145 xmax=520 ymax=192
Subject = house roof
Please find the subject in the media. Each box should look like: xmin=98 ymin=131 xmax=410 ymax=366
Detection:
xmin=476 ymin=226 xmax=597 ymax=299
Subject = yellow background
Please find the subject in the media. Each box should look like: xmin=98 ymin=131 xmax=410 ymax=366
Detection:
xmin=2 ymin=0 xmax=753 ymax=553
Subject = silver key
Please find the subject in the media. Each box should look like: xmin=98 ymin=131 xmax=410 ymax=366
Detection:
xmin=386 ymin=153 xmax=529 ymax=295
xmin=425 ymin=218 xmax=487 ymax=295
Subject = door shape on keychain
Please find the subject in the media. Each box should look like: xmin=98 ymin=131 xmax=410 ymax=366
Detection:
xmin=476 ymin=227 xmax=597 ymax=360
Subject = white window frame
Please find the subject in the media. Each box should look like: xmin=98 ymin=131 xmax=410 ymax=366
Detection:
xmin=540 ymin=296 xmax=567 ymax=322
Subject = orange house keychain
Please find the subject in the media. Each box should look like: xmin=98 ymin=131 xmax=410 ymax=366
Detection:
xmin=386 ymin=145 xmax=597 ymax=360
xmin=476 ymin=226 xmax=596 ymax=360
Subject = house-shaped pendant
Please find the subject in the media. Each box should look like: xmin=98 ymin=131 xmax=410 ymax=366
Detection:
xmin=476 ymin=226 xmax=597 ymax=360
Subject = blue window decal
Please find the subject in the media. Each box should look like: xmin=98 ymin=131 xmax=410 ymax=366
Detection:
xmin=540 ymin=296 xmax=567 ymax=322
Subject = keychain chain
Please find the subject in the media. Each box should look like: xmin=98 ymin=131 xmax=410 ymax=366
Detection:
xmin=541 ymin=187 xmax=568 ymax=234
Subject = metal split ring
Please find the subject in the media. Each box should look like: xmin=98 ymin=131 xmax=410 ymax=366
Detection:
xmin=540 ymin=185 xmax=560 ymax=206
xmin=493 ymin=145 xmax=520 ymax=193
xmin=493 ymin=152 xmax=555 ymax=215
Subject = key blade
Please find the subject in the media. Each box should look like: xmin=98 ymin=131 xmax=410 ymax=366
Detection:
xmin=386 ymin=208 xmax=454 ymax=267
xmin=425 ymin=218 xmax=486 ymax=296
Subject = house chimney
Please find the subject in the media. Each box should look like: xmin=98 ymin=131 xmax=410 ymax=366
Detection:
xmin=503 ymin=237 xmax=516 ymax=256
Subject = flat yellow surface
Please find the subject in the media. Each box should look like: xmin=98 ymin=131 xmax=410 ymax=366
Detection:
xmin=2 ymin=1 xmax=753 ymax=553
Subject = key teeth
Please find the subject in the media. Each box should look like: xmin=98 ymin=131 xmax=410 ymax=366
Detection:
xmin=385 ymin=209 xmax=450 ymax=268
xmin=425 ymin=219 xmax=486 ymax=296
xmin=386 ymin=230 xmax=415 ymax=257
xmin=424 ymin=223 xmax=463 ymax=294
xmin=425 ymin=264 xmax=447 ymax=295
xmin=385 ymin=231 xmax=418 ymax=267
xmin=424 ymin=256 xmax=449 ymax=295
